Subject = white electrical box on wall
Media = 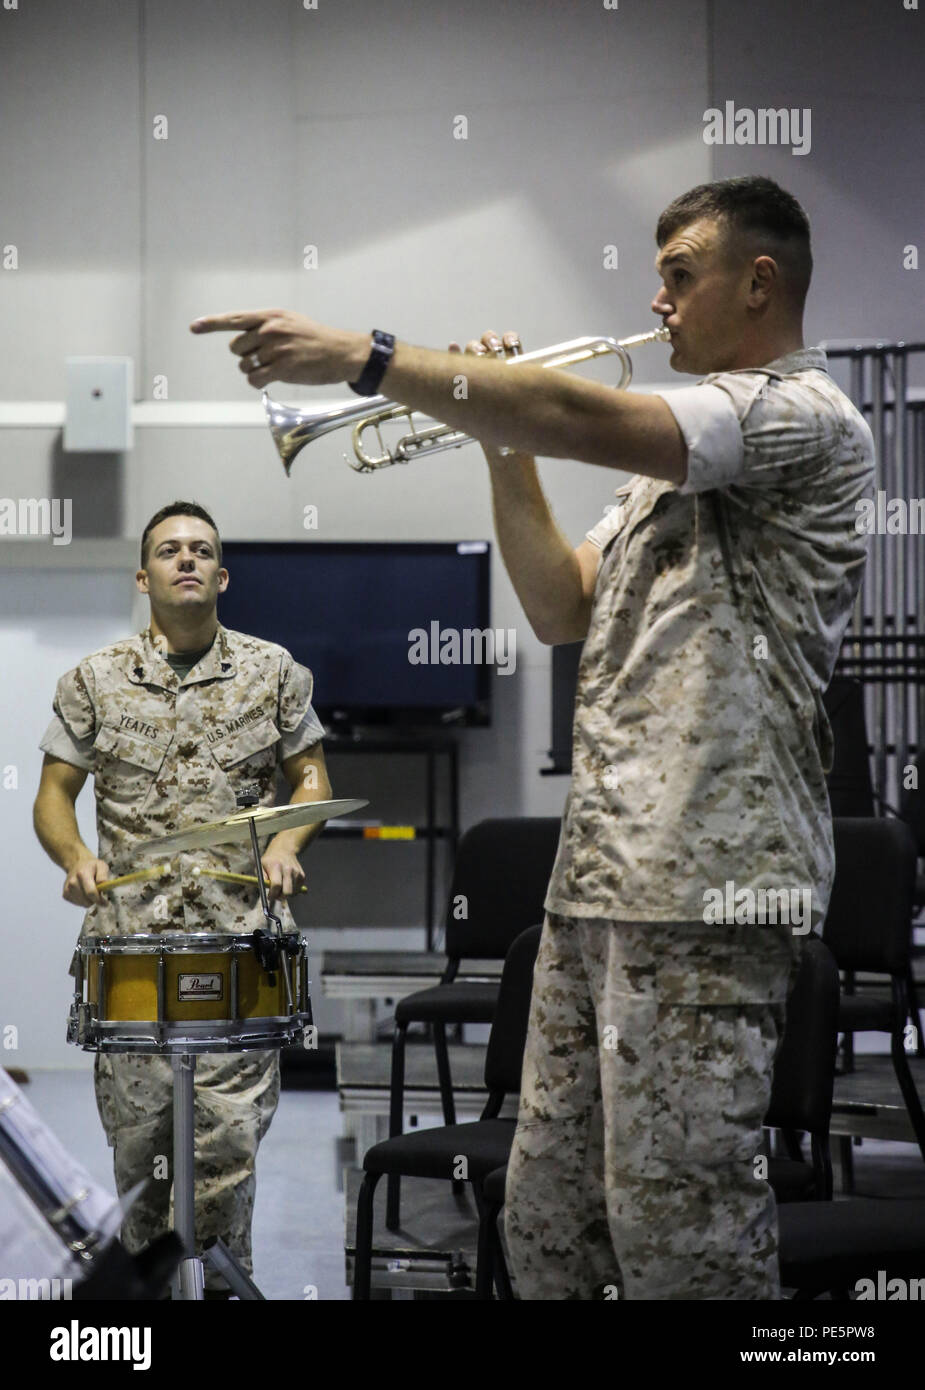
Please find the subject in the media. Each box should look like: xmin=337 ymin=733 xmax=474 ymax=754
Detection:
xmin=64 ymin=357 xmax=134 ymax=451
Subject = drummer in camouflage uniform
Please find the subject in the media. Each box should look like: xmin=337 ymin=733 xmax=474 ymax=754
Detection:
xmin=33 ymin=500 xmax=331 ymax=1293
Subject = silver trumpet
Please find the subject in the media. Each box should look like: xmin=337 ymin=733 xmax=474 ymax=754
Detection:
xmin=263 ymin=324 xmax=671 ymax=475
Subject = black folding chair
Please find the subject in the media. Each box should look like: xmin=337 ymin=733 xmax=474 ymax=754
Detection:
xmin=775 ymin=778 xmax=925 ymax=1298
xmin=900 ymin=749 xmax=925 ymax=1055
xmin=824 ymin=680 xmax=924 ymax=1061
xmin=822 ymin=676 xmax=875 ymax=818
xmin=779 ymin=1200 xmax=925 ymax=1300
xmin=900 ymin=750 xmax=925 ymax=885
xmin=353 ymin=925 xmax=541 ymax=1300
xmin=823 ymin=817 xmax=925 ymax=1188
xmin=766 ymin=936 xmax=841 ymax=1203
xmin=386 ymin=818 xmax=560 ymax=1228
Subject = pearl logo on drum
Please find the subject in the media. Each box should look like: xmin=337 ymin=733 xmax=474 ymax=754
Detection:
xmin=177 ymin=973 xmax=223 ymax=1002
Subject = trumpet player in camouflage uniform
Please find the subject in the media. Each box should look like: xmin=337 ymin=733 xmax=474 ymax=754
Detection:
xmin=192 ymin=175 xmax=875 ymax=1298
xmin=33 ymin=501 xmax=331 ymax=1294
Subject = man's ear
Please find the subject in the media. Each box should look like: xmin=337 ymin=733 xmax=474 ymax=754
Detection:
xmin=136 ymin=568 xmax=149 ymax=593
xmin=217 ymin=567 xmax=229 ymax=593
xmin=749 ymin=254 xmax=777 ymax=304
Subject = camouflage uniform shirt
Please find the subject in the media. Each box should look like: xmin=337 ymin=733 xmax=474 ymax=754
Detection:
xmin=544 ymin=347 xmax=875 ymax=934
xmin=39 ymin=624 xmax=325 ymax=936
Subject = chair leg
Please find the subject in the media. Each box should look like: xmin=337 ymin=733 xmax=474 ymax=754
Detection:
xmin=838 ymin=1134 xmax=855 ymax=1194
xmin=840 ymin=972 xmax=856 ymax=1073
xmin=891 ymin=1022 xmax=925 ymax=1163
xmin=811 ymin=1133 xmax=834 ymax=1201
xmin=353 ymin=1171 xmax=382 ymax=1301
xmin=780 ymin=1128 xmax=805 ymax=1163
xmin=492 ymin=1219 xmax=514 ymax=1301
xmin=840 ymin=1030 xmax=855 ymax=1073
xmin=386 ymin=1024 xmax=407 ymax=1232
xmin=432 ymin=1022 xmax=463 ymax=1195
xmin=433 ymin=1022 xmax=457 ymax=1127
xmin=905 ymin=965 xmax=925 ymax=1057
xmin=475 ymin=1198 xmax=502 ymax=1300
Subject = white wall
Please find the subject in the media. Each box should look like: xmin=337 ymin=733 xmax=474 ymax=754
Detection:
xmin=0 ymin=567 xmax=133 ymax=1070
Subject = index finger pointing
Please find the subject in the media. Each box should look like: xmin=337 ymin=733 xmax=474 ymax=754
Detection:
xmin=190 ymin=311 xmax=272 ymax=334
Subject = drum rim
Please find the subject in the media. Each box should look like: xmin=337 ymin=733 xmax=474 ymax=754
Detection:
xmin=87 ymin=1013 xmax=311 ymax=1031
xmin=80 ymin=1014 xmax=312 ymax=1047
xmin=78 ymin=932 xmax=305 ymax=954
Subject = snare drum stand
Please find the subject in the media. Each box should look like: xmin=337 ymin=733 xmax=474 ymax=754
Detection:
xmin=172 ymin=788 xmax=299 ymax=1302
xmin=171 ymin=1053 xmax=265 ymax=1300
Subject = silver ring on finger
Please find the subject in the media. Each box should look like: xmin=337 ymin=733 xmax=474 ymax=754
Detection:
xmin=249 ymin=352 xmax=261 ymax=371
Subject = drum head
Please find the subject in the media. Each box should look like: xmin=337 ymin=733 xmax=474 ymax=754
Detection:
xmin=79 ymin=933 xmax=271 ymax=954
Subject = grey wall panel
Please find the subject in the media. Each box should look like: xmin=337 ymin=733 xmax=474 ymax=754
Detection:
xmin=710 ymin=0 xmax=925 ymax=356
xmin=0 ymin=2 xmax=142 ymax=399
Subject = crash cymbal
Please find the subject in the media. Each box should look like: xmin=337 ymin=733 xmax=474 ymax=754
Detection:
xmin=136 ymin=797 xmax=368 ymax=854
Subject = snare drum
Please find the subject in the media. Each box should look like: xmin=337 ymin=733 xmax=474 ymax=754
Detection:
xmin=67 ymin=932 xmax=312 ymax=1054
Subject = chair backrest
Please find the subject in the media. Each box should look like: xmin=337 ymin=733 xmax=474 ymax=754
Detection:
xmin=822 ymin=677 xmax=875 ymax=817
xmin=484 ymin=925 xmax=542 ymax=1098
xmin=444 ymin=818 xmax=561 ymax=961
xmin=766 ymin=935 xmax=840 ymax=1134
xmin=822 ymin=817 xmax=918 ymax=974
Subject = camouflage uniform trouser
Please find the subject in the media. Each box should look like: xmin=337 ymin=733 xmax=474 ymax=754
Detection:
xmin=94 ymin=1050 xmax=280 ymax=1287
xmin=504 ymin=914 xmax=798 ymax=1300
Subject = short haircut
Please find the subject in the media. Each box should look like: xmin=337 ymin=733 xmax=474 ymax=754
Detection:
xmin=655 ymin=175 xmax=812 ymax=309
xmin=140 ymin=501 xmax=222 ymax=567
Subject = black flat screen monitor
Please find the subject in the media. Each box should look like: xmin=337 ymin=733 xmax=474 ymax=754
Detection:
xmin=218 ymin=540 xmax=492 ymax=729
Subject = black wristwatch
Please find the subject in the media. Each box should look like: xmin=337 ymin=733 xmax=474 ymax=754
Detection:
xmin=348 ymin=330 xmax=396 ymax=396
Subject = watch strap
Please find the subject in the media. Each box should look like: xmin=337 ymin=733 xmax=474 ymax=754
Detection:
xmin=348 ymin=330 xmax=396 ymax=396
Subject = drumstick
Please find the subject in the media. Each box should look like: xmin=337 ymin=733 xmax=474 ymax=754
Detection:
xmin=97 ymin=865 xmax=171 ymax=891
xmin=192 ymin=867 xmax=309 ymax=894
xmin=97 ymin=865 xmax=307 ymax=894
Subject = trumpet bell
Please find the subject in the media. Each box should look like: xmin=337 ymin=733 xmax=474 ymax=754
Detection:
xmin=262 ymin=390 xmax=393 ymax=475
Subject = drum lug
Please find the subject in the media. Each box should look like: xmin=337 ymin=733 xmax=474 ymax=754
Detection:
xmin=67 ymin=1001 xmax=95 ymax=1046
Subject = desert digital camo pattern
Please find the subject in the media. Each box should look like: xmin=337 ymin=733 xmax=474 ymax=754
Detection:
xmin=504 ymin=915 xmax=796 ymax=1300
xmin=545 ymin=347 xmax=876 ymax=933
xmin=41 ymin=623 xmax=322 ymax=1283
xmin=512 ymin=350 xmax=874 ymax=1300
xmin=40 ymin=623 xmax=321 ymax=936
xmin=94 ymin=1049 xmax=280 ymax=1288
